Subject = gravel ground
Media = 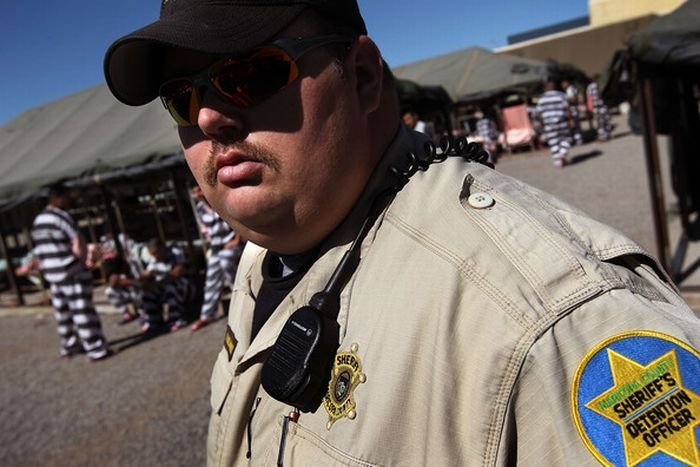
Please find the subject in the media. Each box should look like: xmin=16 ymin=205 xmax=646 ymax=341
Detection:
xmin=0 ymin=309 xmax=223 ymax=467
xmin=1 ymin=115 xmax=696 ymax=467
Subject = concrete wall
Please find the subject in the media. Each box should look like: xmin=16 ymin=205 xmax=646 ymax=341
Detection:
xmin=495 ymin=15 xmax=656 ymax=77
xmin=589 ymin=0 xmax=686 ymax=26
xmin=495 ymin=0 xmax=686 ymax=78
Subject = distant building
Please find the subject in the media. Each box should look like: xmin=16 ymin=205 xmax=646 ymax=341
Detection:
xmin=588 ymin=0 xmax=685 ymax=27
xmin=507 ymin=17 xmax=590 ymax=45
xmin=495 ymin=0 xmax=687 ymax=77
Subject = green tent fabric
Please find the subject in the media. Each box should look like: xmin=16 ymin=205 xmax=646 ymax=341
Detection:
xmin=0 ymin=79 xmax=450 ymax=206
xmin=392 ymin=47 xmax=548 ymax=103
xmin=0 ymin=48 xmax=546 ymax=204
xmin=628 ymin=0 xmax=700 ymax=67
xmin=0 ymin=84 xmax=182 ymax=201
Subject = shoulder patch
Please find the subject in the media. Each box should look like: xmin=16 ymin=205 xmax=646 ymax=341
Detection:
xmin=571 ymin=331 xmax=699 ymax=466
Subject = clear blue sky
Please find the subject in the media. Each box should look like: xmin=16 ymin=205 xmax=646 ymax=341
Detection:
xmin=0 ymin=0 xmax=588 ymax=126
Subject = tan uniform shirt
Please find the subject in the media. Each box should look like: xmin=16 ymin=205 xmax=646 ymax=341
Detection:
xmin=208 ymin=127 xmax=700 ymax=466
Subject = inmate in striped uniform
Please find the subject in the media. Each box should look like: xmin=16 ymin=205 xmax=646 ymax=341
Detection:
xmin=141 ymin=242 xmax=195 ymax=331
xmin=105 ymin=278 xmax=142 ymax=316
xmin=194 ymin=199 xmax=242 ymax=323
xmin=536 ymin=89 xmax=573 ymax=166
xmin=586 ymin=81 xmax=613 ymax=141
xmin=564 ymin=83 xmax=583 ymax=145
xmin=476 ymin=116 xmax=499 ymax=159
xmin=101 ymin=233 xmax=145 ymax=279
xmin=101 ymin=236 xmax=145 ymax=324
xmin=32 ymin=206 xmax=109 ymax=360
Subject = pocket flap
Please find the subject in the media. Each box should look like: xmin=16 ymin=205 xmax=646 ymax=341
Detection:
xmin=210 ymin=350 xmax=234 ymax=415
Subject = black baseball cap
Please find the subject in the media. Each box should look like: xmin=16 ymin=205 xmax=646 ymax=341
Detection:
xmin=104 ymin=0 xmax=367 ymax=106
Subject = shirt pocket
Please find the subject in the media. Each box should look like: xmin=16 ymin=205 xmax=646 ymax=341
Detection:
xmin=270 ymin=417 xmax=382 ymax=467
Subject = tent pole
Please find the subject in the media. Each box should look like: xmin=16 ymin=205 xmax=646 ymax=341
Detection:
xmin=169 ymin=170 xmax=195 ymax=259
xmin=668 ymin=77 xmax=694 ymax=281
xmin=0 ymin=218 xmax=24 ymax=306
xmin=639 ymin=77 xmax=672 ymax=277
xmin=78 ymin=190 xmax=105 ymax=283
xmin=110 ymin=191 xmax=128 ymax=240
xmin=98 ymin=184 xmax=125 ymax=260
xmin=149 ymin=184 xmax=166 ymax=244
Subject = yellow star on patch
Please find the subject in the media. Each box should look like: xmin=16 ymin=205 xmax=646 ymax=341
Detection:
xmin=586 ymin=349 xmax=700 ymax=465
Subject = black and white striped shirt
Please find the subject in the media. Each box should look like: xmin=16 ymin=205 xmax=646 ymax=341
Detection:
xmin=31 ymin=207 xmax=83 ymax=283
xmin=536 ymin=90 xmax=570 ymax=136
xmin=146 ymin=246 xmax=185 ymax=281
xmin=195 ymin=201 xmax=236 ymax=251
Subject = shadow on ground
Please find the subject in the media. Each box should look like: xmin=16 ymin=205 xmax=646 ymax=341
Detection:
xmin=569 ymin=150 xmax=603 ymax=166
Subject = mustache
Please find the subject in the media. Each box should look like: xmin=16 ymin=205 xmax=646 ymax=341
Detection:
xmin=204 ymin=139 xmax=281 ymax=187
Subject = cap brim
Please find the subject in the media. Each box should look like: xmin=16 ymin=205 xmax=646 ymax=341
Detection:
xmin=104 ymin=4 xmax=308 ymax=106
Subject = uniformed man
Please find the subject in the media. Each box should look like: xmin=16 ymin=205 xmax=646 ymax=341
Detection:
xmin=104 ymin=1 xmax=700 ymax=465
xmin=31 ymin=185 xmax=112 ymax=361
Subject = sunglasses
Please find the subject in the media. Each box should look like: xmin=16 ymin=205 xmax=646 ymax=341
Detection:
xmin=159 ymin=34 xmax=353 ymax=127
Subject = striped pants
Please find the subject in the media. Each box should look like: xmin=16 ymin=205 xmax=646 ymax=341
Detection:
xmin=543 ymin=127 xmax=572 ymax=163
xmin=199 ymin=247 xmax=241 ymax=320
xmin=50 ymin=270 xmax=109 ymax=360
xmin=594 ymin=105 xmax=613 ymax=140
xmin=570 ymin=107 xmax=583 ymax=145
xmin=142 ymin=277 xmax=195 ymax=325
xmin=105 ymin=285 xmax=143 ymax=316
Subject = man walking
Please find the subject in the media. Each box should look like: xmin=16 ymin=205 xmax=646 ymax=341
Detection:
xmin=536 ymin=78 xmax=574 ymax=167
xmin=31 ymin=185 xmax=111 ymax=360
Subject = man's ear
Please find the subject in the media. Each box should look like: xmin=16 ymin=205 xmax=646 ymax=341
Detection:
xmin=347 ymin=36 xmax=384 ymax=115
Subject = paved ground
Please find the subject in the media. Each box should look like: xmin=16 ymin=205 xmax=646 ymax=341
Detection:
xmin=0 ymin=308 xmax=221 ymax=467
xmin=1 ymin=114 xmax=698 ymax=467
xmin=498 ymin=121 xmax=659 ymax=254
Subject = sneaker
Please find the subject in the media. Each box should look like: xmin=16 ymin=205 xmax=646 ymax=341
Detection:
xmin=190 ymin=318 xmax=213 ymax=332
xmin=169 ymin=319 xmax=189 ymax=333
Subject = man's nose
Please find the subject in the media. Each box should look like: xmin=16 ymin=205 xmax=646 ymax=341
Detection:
xmin=196 ymin=89 xmax=248 ymax=141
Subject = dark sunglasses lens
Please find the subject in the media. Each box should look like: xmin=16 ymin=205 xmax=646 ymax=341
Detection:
xmin=161 ymin=80 xmax=198 ymax=126
xmin=213 ymin=49 xmax=296 ymax=107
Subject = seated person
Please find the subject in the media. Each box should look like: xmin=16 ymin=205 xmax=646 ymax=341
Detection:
xmin=103 ymin=257 xmax=144 ymax=326
xmin=140 ymin=238 xmax=196 ymax=333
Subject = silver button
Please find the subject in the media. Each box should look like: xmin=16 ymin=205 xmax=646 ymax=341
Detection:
xmin=467 ymin=192 xmax=494 ymax=209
